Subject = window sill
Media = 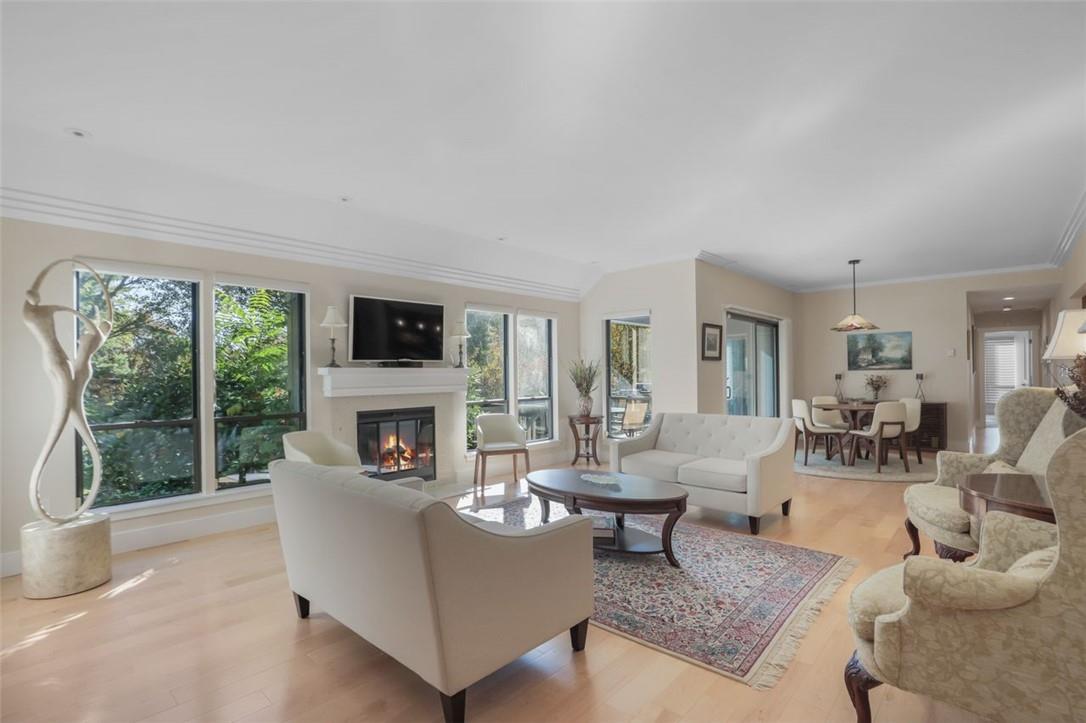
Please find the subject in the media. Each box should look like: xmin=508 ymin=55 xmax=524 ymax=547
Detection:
xmin=464 ymin=437 xmax=562 ymax=460
xmin=100 ymin=483 xmax=273 ymax=522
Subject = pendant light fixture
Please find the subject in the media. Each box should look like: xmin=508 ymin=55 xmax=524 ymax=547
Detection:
xmin=831 ymin=259 xmax=879 ymax=332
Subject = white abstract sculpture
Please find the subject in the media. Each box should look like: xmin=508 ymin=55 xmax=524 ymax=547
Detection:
xmin=20 ymin=259 xmax=114 ymax=598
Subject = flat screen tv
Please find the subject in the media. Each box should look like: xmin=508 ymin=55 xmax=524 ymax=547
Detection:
xmin=348 ymin=295 xmax=445 ymax=362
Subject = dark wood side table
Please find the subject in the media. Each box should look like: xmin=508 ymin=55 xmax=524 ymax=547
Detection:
xmin=568 ymin=415 xmax=603 ymax=465
xmin=959 ymin=472 xmax=1055 ymax=526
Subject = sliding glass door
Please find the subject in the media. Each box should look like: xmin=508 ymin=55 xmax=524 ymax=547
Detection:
xmin=725 ymin=312 xmax=779 ymax=417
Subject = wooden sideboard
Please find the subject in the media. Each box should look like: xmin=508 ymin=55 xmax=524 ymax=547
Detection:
xmin=916 ymin=402 xmax=948 ymax=451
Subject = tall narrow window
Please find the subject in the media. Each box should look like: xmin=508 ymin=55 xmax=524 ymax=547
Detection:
xmin=214 ymin=284 xmax=306 ymax=488
xmin=465 ymin=309 xmax=508 ymax=449
xmin=76 ymin=271 xmax=200 ymax=506
xmin=725 ymin=312 xmax=779 ymax=417
xmin=516 ymin=315 xmax=554 ymax=442
xmin=606 ymin=316 xmax=652 ymax=437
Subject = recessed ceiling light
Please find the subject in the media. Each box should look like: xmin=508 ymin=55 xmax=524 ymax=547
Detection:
xmin=1003 ymin=306 xmax=1012 ymax=312
xmin=339 ymin=196 xmax=351 ymax=203
xmin=1002 ymin=296 xmax=1015 ymax=301
xmin=63 ymin=127 xmax=91 ymax=139
xmin=497 ymin=236 xmax=507 ymax=241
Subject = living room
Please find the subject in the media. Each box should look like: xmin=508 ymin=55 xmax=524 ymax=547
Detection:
xmin=3 ymin=2 xmax=1086 ymax=722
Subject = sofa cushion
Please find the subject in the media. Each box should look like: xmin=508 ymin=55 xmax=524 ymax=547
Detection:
xmin=677 ymin=457 xmax=748 ymax=493
xmin=1006 ymin=546 xmax=1057 ymax=581
xmin=904 ymin=484 xmax=971 ymax=533
xmin=848 ymin=563 xmax=906 ymax=642
xmin=655 ymin=413 xmax=786 ymax=460
xmin=621 ymin=449 xmax=702 ymax=482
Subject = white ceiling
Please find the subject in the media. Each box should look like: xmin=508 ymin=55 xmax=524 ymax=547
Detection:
xmin=2 ymin=1 xmax=1085 ymax=295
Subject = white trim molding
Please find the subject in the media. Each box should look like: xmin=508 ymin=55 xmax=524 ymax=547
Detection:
xmin=0 ymin=187 xmax=584 ymax=302
xmin=1052 ymin=188 xmax=1086 ymax=266
xmin=318 ymin=366 xmax=469 ymax=397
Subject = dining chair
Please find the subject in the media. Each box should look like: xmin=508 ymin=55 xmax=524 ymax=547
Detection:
xmin=792 ymin=399 xmax=848 ymax=466
xmin=900 ymin=397 xmax=923 ymax=464
xmin=474 ymin=413 xmax=530 ymax=491
xmin=621 ymin=399 xmax=649 ymax=437
xmin=848 ymin=401 xmax=908 ymax=473
xmin=811 ymin=395 xmax=850 ymax=430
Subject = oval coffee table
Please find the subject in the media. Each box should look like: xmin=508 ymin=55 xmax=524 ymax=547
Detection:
xmin=526 ymin=468 xmax=688 ymax=567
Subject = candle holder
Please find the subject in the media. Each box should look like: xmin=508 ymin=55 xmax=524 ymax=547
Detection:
xmin=915 ymin=373 xmax=926 ymax=401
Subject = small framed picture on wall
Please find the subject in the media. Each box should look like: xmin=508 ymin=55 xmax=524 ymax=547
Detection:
xmin=701 ymin=323 xmax=723 ymax=361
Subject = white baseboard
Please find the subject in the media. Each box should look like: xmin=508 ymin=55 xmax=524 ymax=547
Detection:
xmin=0 ymin=500 xmax=276 ymax=578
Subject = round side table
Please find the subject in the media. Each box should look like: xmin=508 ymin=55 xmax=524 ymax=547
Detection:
xmin=568 ymin=415 xmax=603 ymax=465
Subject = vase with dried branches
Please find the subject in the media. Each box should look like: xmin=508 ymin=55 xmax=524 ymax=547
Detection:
xmin=1056 ymin=353 xmax=1086 ymax=420
xmin=569 ymin=359 xmax=601 ymax=417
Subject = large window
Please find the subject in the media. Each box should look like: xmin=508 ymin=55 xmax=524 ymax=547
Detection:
xmin=77 ymin=271 xmax=201 ymax=507
xmin=214 ymin=284 xmax=306 ymax=488
xmin=606 ymin=316 xmax=652 ymax=437
xmin=516 ymin=315 xmax=554 ymax=442
xmin=465 ymin=308 xmax=556 ymax=449
xmin=466 ymin=309 xmax=508 ymax=449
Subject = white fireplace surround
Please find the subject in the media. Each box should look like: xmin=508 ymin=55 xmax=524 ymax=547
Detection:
xmin=318 ymin=366 xmax=469 ymax=397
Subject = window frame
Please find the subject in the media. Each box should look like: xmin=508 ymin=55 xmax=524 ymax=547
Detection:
xmin=465 ymin=307 xmax=511 ymax=450
xmin=73 ymin=260 xmax=311 ymax=511
xmin=212 ymin=282 xmax=308 ymax=489
xmin=515 ymin=314 xmax=556 ymax=443
xmin=605 ymin=314 xmax=653 ymax=439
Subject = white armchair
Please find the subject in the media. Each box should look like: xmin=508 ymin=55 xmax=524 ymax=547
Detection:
xmin=282 ymin=430 xmax=360 ymax=467
xmin=271 ymin=461 xmax=594 ymax=723
xmin=473 ymin=413 xmax=530 ymax=490
xmin=844 ymin=428 xmax=1086 ymax=722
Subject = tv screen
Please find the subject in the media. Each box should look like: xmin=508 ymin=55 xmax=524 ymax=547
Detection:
xmin=348 ymin=296 xmax=444 ymax=362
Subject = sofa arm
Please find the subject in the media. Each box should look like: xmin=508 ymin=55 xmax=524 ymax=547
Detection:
xmin=422 ymin=508 xmax=595 ymax=693
xmin=932 ymin=451 xmax=994 ymax=488
xmin=609 ymin=415 xmax=662 ymax=472
xmin=970 ymin=511 xmax=1058 ymax=572
xmin=745 ymin=420 xmax=795 ymax=516
xmin=902 ymin=556 xmax=1039 ymax=611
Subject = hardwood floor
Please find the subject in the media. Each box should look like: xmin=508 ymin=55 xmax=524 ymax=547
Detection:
xmin=0 ymin=464 xmax=983 ymax=723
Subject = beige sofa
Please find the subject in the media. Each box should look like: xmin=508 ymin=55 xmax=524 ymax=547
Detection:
xmin=610 ymin=412 xmax=794 ymax=534
xmin=844 ymin=428 xmax=1086 ymax=722
xmin=904 ymin=387 xmax=1086 ymax=559
xmin=270 ymin=461 xmax=594 ymax=723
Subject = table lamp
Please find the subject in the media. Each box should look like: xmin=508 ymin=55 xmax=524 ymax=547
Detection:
xmin=450 ymin=321 xmax=470 ymax=368
xmin=320 ymin=305 xmax=348 ymax=367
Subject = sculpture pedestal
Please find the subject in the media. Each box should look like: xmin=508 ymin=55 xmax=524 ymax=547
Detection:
xmin=20 ymin=513 xmax=112 ymax=599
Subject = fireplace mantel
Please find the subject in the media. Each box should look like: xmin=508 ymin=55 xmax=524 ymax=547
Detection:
xmin=317 ymin=366 xmax=468 ymax=398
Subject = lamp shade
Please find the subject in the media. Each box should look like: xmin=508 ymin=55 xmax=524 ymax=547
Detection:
xmin=1042 ymin=309 xmax=1086 ymax=361
xmin=830 ymin=314 xmax=879 ymax=332
xmin=319 ymin=305 xmax=347 ymax=328
xmin=452 ymin=321 xmax=470 ymax=338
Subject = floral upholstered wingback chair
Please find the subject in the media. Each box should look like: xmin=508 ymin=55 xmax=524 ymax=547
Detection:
xmin=903 ymin=386 xmax=1084 ymax=560
xmin=844 ymin=428 xmax=1086 ymax=722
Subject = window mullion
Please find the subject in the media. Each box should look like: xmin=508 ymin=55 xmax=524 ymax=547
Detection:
xmin=199 ymin=273 xmax=216 ymax=494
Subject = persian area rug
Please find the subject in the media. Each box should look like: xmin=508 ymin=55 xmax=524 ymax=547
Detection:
xmin=465 ymin=496 xmax=856 ymax=689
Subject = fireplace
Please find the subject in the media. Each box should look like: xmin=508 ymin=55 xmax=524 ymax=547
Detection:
xmin=356 ymin=407 xmax=436 ymax=481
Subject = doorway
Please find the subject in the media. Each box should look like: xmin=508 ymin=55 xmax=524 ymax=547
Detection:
xmin=982 ymin=330 xmax=1033 ymax=425
xmin=725 ymin=312 xmax=779 ymax=417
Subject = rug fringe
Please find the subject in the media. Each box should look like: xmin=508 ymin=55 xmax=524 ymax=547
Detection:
xmin=746 ymin=555 xmax=859 ymax=690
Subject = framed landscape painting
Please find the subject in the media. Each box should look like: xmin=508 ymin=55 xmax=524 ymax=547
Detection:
xmin=847 ymin=331 xmax=913 ymax=371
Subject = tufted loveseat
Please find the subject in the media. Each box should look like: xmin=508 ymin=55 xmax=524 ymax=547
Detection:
xmin=610 ymin=413 xmax=794 ymax=534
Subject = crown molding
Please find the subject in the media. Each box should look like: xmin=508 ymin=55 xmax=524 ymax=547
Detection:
xmin=796 ymin=262 xmax=1059 ymax=293
xmin=1052 ymin=188 xmax=1086 ymax=266
xmin=0 ymin=187 xmax=584 ymax=302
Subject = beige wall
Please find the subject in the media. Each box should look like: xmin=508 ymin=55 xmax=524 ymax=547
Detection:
xmin=694 ymin=260 xmax=796 ymax=415
xmin=579 ymin=259 xmax=700 ymax=419
xmin=1 ymin=218 xmax=580 ymax=558
xmin=793 ymin=268 xmax=1063 ymax=451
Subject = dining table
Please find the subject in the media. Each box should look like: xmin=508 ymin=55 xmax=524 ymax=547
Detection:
xmin=812 ymin=401 xmax=878 ymax=430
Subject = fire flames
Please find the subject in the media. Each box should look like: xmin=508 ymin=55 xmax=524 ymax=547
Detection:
xmin=381 ymin=433 xmax=415 ymax=470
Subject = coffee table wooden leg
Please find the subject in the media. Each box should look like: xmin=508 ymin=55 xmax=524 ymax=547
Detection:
xmin=662 ymin=510 xmax=683 ymax=568
xmin=614 ymin=513 xmax=625 ymax=529
xmin=539 ymin=496 xmax=550 ymax=523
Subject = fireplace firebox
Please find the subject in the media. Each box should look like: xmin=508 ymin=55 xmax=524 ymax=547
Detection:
xmin=356 ymin=407 xmax=436 ymax=481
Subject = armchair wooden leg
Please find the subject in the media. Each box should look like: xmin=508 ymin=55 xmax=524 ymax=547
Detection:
xmin=903 ymin=518 xmax=921 ymax=559
xmin=844 ymin=651 xmax=882 ymax=723
xmin=523 ymin=448 xmax=531 ymax=474
xmin=570 ymin=618 xmax=589 ymax=651
xmin=748 ymin=516 xmax=760 ymax=535
xmin=479 ymin=452 xmax=488 ymax=490
xmin=473 ymin=453 xmax=480 ymax=490
xmin=293 ymin=592 xmax=310 ymax=619
xmin=439 ymin=689 xmax=466 ymax=723
xmin=935 ymin=541 xmax=973 ymax=562
xmin=782 ymin=499 xmax=792 ymax=516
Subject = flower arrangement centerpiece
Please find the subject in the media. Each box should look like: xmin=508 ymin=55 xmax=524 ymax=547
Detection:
xmin=1056 ymin=353 xmax=1086 ymax=420
xmin=864 ymin=374 xmax=890 ymax=401
xmin=569 ymin=358 xmax=602 ymax=417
